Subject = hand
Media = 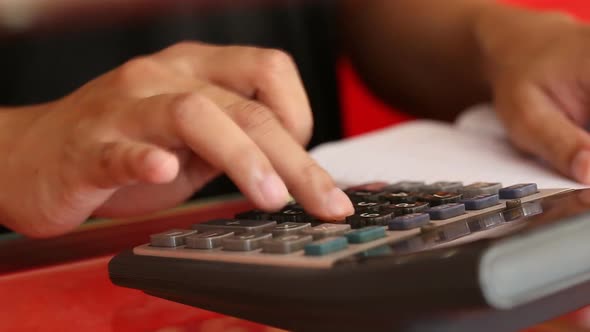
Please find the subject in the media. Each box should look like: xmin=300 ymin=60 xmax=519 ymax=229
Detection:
xmin=476 ymin=6 xmax=590 ymax=183
xmin=0 ymin=42 xmax=354 ymax=237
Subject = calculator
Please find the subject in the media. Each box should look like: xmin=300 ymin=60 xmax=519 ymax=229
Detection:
xmin=108 ymin=181 xmax=590 ymax=332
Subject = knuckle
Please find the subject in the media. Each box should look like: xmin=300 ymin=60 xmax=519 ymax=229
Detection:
xmin=170 ymin=93 xmax=210 ymax=128
xmin=257 ymin=49 xmax=295 ymax=82
xmin=285 ymin=112 xmax=313 ymax=145
xmin=232 ymin=101 xmax=278 ymax=135
xmin=116 ymin=57 xmax=161 ymax=86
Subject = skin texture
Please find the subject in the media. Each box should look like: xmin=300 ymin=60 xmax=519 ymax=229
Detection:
xmin=3 ymin=0 xmax=590 ymax=237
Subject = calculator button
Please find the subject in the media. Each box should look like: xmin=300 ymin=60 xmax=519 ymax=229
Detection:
xmin=385 ymin=181 xmax=426 ymax=192
xmin=192 ymin=219 xmax=276 ymax=234
xmin=304 ymin=237 xmax=349 ymax=256
xmin=499 ymin=183 xmax=538 ymax=199
xmin=417 ymin=192 xmax=462 ymax=206
xmin=460 ymin=194 xmax=500 ymax=210
xmin=388 ymin=213 xmax=431 ymax=230
xmin=346 ymin=191 xmax=383 ymax=203
xmin=302 ymin=223 xmax=351 ymax=240
xmin=222 ymin=232 xmax=272 ymax=251
xmin=426 ymin=203 xmax=466 ymax=220
xmin=345 ymin=211 xmax=395 ymax=228
xmin=382 ymin=202 xmax=429 ymax=215
xmin=352 ymin=200 xmax=386 ymax=212
xmin=235 ymin=209 xmax=271 ymax=220
xmin=185 ymin=230 xmax=235 ymax=249
xmin=345 ymin=182 xmax=389 ymax=193
xmin=270 ymin=207 xmax=313 ymax=223
xmin=380 ymin=191 xmax=418 ymax=204
xmin=460 ymin=182 xmax=502 ymax=198
xmin=267 ymin=222 xmax=311 ymax=236
xmin=262 ymin=234 xmax=313 ymax=254
xmin=344 ymin=226 xmax=386 ymax=243
xmin=423 ymin=181 xmax=463 ymax=193
xmin=150 ymin=229 xmax=198 ymax=247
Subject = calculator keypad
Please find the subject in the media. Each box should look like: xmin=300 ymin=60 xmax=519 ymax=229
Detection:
xmin=136 ymin=181 xmax=569 ymax=269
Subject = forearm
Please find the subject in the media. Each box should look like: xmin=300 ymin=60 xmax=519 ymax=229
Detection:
xmin=339 ymin=0 xmax=571 ymax=120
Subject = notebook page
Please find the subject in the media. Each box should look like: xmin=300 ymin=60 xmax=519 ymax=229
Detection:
xmin=310 ymin=119 xmax=586 ymax=189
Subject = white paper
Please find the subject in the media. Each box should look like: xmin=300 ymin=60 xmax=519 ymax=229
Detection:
xmin=310 ymin=105 xmax=586 ymax=189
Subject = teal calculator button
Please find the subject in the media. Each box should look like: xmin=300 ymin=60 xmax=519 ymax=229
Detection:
xmin=344 ymin=226 xmax=386 ymax=244
xmin=304 ymin=237 xmax=348 ymax=256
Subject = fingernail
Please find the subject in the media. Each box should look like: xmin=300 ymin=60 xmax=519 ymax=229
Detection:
xmin=571 ymin=150 xmax=590 ymax=184
xmin=325 ymin=187 xmax=354 ymax=219
xmin=258 ymin=173 xmax=290 ymax=209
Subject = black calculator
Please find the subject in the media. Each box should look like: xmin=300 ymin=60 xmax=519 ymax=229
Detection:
xmin=109 ymin=181 xmax=590 ymax=332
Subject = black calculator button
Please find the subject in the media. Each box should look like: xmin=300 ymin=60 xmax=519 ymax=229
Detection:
xmin=345 ymin=211 xmax=395 ymax=228
xmin=379 ymin=191 xmax=418 ymax=204
xmin=221 ymin=232 xmax=272 ymax=251
xmin=499 ymin=183 xmax=538 ymax=199
xmin=192 ymin=219 xmax=276 ymax=234
xmin=301 ymin=223 xmax=351 ymax=240
xmin=417 ymin=192 xmax=462 ymax=206
xmin=423 ymin=181 xmax=463 ymax=193
xmin=382 ymin=202 xmax=429 ymax=215
xmin=262 ymin=234 xmax=313 ymax=254
xmin=270 ymin=207 xmax=314 ymax=223
xmin=460 ymin=194 xmax=500 ymax=210
xmin=185 ymin=230 xmax=235 ymax=249
xmin=235 ymin=209 xmax=271 ymax=220
xmin=352 ymin=200 xmax=386 ymax=212
xmin=426 ymin=203 xmax=466 ymax=220
xmin=460 ymin=182 xmax=502 ymax=198
xmin=149 ymin=229 xmax=198 ymax=247
xmin=388 ymin=213 xmax=431 ymax=230
xmin=267 ymin=222 xmax=311 ymax=236
xmin=385 ymin=181 xmax=425 ymax=192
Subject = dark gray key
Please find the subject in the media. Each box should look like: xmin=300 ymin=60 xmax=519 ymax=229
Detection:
xmin=262 ymin=234 xmax=313 ymax=254
xmin=352 ymin=200 xmax=386 ymax=212
xmin=460 ymin=182 xmax=502 ymax=198
xmin=192 ymin=219 xmax=276 ymax=234
xmin=346 ymin=211 xmax=395 ymax=228
xmin=301 ymin=223 xmax=351 ymax=240
xmin=499 ymin=183 xmax=538 ymax=199
xmin=150 ymin=229 xmax=198 ymax=247
xmin=270 ymin=207 xmax=314 ymax=223
xmin=388 ymin=213 xmax=430 ymax=230
xmin=222 ymin=232 xmax=272 ymax=251
xmin=426 ymin=203 xmax=466 ymax=220
xmin=385 ymin=181 xmax=425 ymax=192
xmin=267 ymin=222 xmax=311 ymax=236
xmin=460 ymin=194 xmax=500 ymax=210
xmin=185 ymin=230 xmax=235 ymax=249
xmin=423 ymin=181 xmax=463 ymax=193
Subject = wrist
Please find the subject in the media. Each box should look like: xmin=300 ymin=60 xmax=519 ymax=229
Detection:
xmin=473 ymin=3 xmax=577 ymax=85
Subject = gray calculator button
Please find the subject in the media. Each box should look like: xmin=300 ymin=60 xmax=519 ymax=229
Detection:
xmin=222 ymin=232 xmax=272 ymax=251
xmin=150 ymin=229 xmax=197 ymax=247
xmin=192 ymin=219 xmax=276 ymax=234
xmin=185 ymin=230 xmax=234 ymax=249
xmin=424 ymin=181 xmax=463 ymax=193
xmin=302 ymin=223 xmax=351 ymax=240
xmin=262 ymin=234 xmax=313 ymax=254
xmin=267 ymin=222 xmax=311 ymax=236
xmin=499 ymin=183 xmax=538 ymax=199
xmin=460 ymin=182 xmax=502 ymax=198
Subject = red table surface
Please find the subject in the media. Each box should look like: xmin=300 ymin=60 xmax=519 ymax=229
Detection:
xmin=3 ymin=1 xmax=590 ymax=331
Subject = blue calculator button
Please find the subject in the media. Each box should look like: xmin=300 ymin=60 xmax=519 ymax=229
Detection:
xmin=344 ymin=226 xmax=386 ymax=243
xmin=460 ymin=194 xmax=500 ymax=210
xmin=304 ymin=237 xmax=348 ymax=256
xmin=388 ymin=213 xmax=430 ymax=230
xmin=499 ymin=183 xmax=538 ymax=199
xmin=426 ymin=203 xmax=466 ymax=220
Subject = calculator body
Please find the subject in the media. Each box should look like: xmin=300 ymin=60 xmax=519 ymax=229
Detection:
xmin=109 ymin=183 xmax=590 ymax=332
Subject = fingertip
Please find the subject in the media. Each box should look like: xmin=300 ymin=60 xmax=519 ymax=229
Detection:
xmin=324 ymin=187 xmax=354 ymax=220
xmin=254 ymin=173 xmax=290 ymax=211
xmin=139 ymin=148 xmax=179 ymax=184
